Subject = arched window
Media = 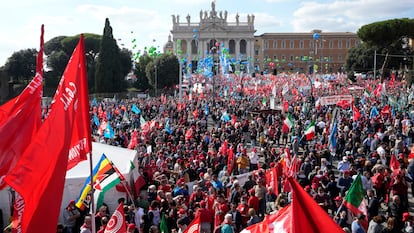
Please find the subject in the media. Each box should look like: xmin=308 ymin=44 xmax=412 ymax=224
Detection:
xmin=240 ymin=39 xmax=247 ymax=54
xmin=229 ymin=40 xmax=235 ymax=54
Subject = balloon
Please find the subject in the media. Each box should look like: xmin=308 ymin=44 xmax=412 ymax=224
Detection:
xmin=193 ymin=28 xmax=198 ymax=33
xmin=215 ymin=42 xmax=220 ymax=47
xmin=313 ymin=33 xmax=320 ymax=40
xmin=177 ymin=49 xmax=183 ymax=54
xmin=288 ymin=63 xmax=293 ymax=67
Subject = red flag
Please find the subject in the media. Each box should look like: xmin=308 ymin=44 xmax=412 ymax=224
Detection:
xmin=287 ymin=176 xmax=344 ymax=233
xmin=184 ymin=215 xmax=200 ymax=233
xmin=352 ymin=105 xmax=361 ymax=121
xmin=381 ymin=105 xmax=390 ymax=115
xmin=0 ymin=25 xmax=44 ymax=189
xmin=240 ymin=216 xmax=269 ymax=233
xmin=265 ymin=167 xmax=279 ymax=195
xmin=389 ymin=72 xmax=395 ymax=88
xmin=105 ymin=202 xmax=127 ymax=233
xmin=390 ymin=154 xmax=400 ymax=171
xmin=409 ymin=146 xmax=414 ymax=159
xmin=4 ymin=35 xmax=89 ymax=233
xmin=373 ymin=83 xmax=382 ymax=97
xmin=128 ymin=130 xmax=138 ymax=149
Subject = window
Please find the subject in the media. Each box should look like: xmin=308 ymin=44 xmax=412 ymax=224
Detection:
xmin=281 ymin=40 xmax=286 ymax=48
xmin=346 ymin=40 xmax=350 ymax=48
xmin=300 ymin=40 xmax=304 ymax=49
xmin=281 ymin=55 xmax=286 ymax=61
xmin=290 ymin=40 xmax=294 ymax=48
xmin=273 ymin=40 xmax=278 ymax=48
xmin=240 ymin=39 xmax=247 ymax=54
xmin=338 ymin=54 xmax=342 ymax=61
xmin=290 ymin=55 xmax=294 ymax=61
xmin=329 ymin=40 xmax=333 ymax=49
xmin=338 ymin=40 xmax=342 ymax=48
xmin=273 ymin=55 xmax=278 ymax=60
xmin=229 ymin=40 xmax=235 ymax=54
xmin=254 ymin=49 xmax=259 ymax=56
xmin=310 ymin=41 xmax=314 ymax=49
xmin=264 ymin=40 xmax=269 ymax=49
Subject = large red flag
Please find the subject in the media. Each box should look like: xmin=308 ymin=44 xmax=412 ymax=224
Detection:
xmin=105 ymin=202 xmax=127 ymax=233
xmin=184 ymin=215 xmax=200 ymax=233
xmin=0 ymin=25 xmax=44 ymax=189
xmin=240 ymin=216 xmax=269 ymax=233
xmin=4 ymin=35 xmax=89 ymax=233
xmin=287 ymin=176 xmax=344 ymax=233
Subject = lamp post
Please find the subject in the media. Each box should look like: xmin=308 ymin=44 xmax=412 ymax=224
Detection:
xmin=154 ymin=64 xmax=158 ymax=97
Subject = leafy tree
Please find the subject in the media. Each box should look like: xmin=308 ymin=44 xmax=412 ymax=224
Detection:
xmin=133 ymin=54 xmax=153 ymax=91
xmin=3 ymin=48 xmax=37 ymax=83
xmin=146 ymin=54 xmax=179 ymax=95
xmin=357 ymin=18 xmax=414 ymax=80
xmin=44 ymin=34 xmax=102 ymax=92
xmin=95 ymin=18 xmax=126 ymax=93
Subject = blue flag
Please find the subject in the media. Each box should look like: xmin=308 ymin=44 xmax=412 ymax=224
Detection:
xmin=369 ymin=106 xmax=379 ymax=119
xmin=93 ymin=114 xmax=100 ymax=126
xmin=131 ymin=104 xmax=141 ymax=114
xmin=329 ymin=122 xmax=337 ymax=150
xmin=205 ymin=104 xmax=210 ymax=116
xmin=104 ymin=121 xmax=115 ymax=139
xmin=91 ymin=97 xmax=97 ymax=107
xmin=165 ymin=119 xmax=173 ymax=134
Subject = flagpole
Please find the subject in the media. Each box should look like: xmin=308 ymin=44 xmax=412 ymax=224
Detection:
xmin=88 ymin=152 xmax=97 ymax=233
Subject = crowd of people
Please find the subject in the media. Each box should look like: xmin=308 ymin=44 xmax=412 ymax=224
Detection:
xmin=60 ymin=72 xmax=414 ymax=233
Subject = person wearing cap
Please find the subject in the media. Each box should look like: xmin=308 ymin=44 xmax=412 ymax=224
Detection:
xmin=337 ymin=156 xmax=351 ymax=173
xmin=195 ymin=200 xmax=213 ymax=233
xmin=403 ymin=212 xmax=414 ymax=233
xmin=63 ymin=200 xmax=81 ymax=233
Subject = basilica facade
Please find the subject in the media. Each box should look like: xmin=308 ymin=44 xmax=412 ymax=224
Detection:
xmin=167 ymin=1 xmax=256 ymax=70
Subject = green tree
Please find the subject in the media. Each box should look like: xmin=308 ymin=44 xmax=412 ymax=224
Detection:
xmin=3 ymin=48 xmax=37 ymax=83
xmin=133 ymin=54 xmax=152 ymax=91
xmin=44 ymin=34 xmax=102 ymax=92
xmin=357 ymin=18 xmax=414 ymax=80
xmin=95 ymin=18 xmax=126 ymax=93
xmin=146 ymin=53 xmax=179 ymax=95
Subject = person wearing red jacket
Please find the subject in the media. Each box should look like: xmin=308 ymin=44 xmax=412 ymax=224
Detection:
xmin=195 ymin=200 xmax=213 ymax=233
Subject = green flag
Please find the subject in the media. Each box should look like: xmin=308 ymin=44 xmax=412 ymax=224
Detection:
xmin=344 ymin=174 xmax=364 ymax=215
xmin=160 ymin=213 xmax=169 ymax=233
xmin=130 ymin=160 xmax=135 ymax=170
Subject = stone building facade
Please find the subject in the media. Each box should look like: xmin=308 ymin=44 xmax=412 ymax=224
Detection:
xmin=168 ymin=1 xmax=256 ymax=70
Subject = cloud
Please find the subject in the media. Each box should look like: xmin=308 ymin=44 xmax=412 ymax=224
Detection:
xmin=291 ymin=0 xmax=414 ymax=32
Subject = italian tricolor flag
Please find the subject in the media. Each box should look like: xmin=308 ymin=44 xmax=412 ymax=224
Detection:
xmin=304 ymin=121 xmax=315 ymax=140
xmin=283 ymin=114 xmax=294 ymax=131
xmin=344 ymin=174 xmax=365 ymax=215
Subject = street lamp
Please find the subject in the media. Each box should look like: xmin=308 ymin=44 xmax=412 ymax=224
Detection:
xmin=154 ymin=64 xmax=158 ymax=97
